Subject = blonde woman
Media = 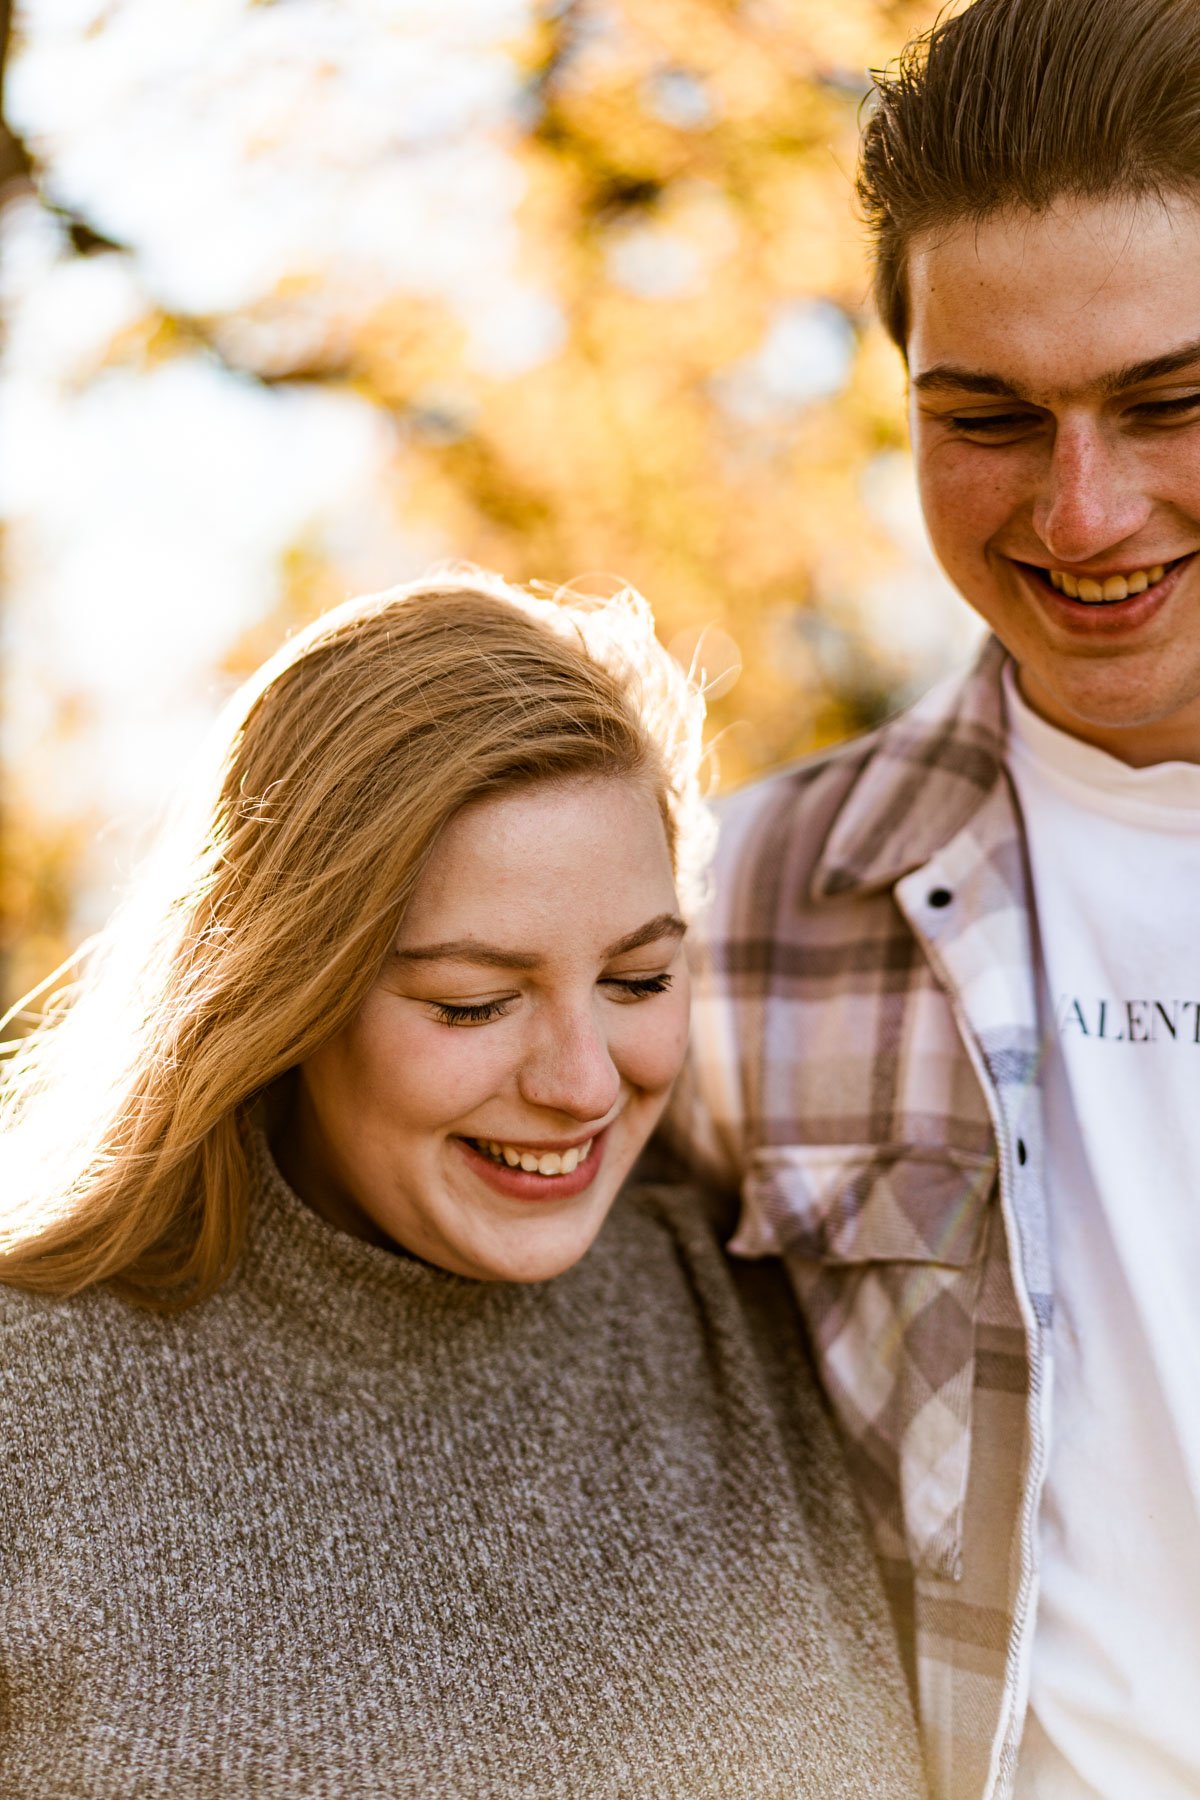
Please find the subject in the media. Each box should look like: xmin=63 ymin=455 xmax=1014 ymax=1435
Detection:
xmin=0 ymin=573 xmax=925 ymax=1799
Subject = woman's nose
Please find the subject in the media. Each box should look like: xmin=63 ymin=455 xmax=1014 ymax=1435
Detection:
xmin=516 ymin=1007 xmax=622 ymax=1123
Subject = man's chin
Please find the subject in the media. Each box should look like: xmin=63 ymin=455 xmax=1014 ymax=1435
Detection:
xmin=1015 ymin=660 xmax=1200 ymax=766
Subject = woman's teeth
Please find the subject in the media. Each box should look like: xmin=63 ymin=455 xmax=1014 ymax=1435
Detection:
xmin=472 ymin=1138 xmax=593 ymax=1176
xmin=1048 ymin=564 xmax=1164 ymax=601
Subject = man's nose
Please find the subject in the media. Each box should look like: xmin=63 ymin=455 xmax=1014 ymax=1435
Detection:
xmin=1031 ymin=417 xmax=1152 ymax=564
xmin=517 ymin=1006 xmax=622 ymax=1123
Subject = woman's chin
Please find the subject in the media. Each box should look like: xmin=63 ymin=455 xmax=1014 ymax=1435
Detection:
xmin=421 ymin=1130 xmax=624 ymax=1282
xmin=432 ymin=1178 xmax=623 ymax=1284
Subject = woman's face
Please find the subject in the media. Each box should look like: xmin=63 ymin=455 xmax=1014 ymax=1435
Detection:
xmin=282 ymin=775 xmax=691 ymax=1281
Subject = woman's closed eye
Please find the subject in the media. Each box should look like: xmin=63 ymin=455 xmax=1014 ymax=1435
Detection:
xmin=601 ymin=972 xmax=675 ymax=1003
xmin=427 ymin=970 xmax=675 ymax=1027
xmin=429 ymin=996 xmax=517 ymax=1027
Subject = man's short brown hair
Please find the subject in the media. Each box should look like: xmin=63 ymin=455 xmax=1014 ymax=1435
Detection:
xmin=858 ymin=0 xmax=1200 ymax=349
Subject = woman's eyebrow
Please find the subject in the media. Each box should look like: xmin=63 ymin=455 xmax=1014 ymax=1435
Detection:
xmin=393 ymin=913 xmax=687 ymax=970
xmin=602 ymin=913 xmax=687 ymax=958
xmin=392 ymin=941 xmax=540 ymax=970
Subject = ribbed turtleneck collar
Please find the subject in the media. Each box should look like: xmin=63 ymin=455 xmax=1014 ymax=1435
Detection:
xmin=229 ymin=1126 xmax=544 ymax=1360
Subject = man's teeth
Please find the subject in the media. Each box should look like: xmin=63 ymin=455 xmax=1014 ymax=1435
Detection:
xmin=1048 ymin=564 xmax=1164 ymax=601
xmin=474 ymin=1138 xmax=593 ymax=1176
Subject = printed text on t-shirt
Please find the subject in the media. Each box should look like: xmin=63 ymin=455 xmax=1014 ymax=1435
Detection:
xmin=1055 ymin=995 xmax=1200 ymax=1044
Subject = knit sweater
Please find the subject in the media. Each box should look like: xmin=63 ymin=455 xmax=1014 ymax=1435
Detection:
xmin=0 ymin=1134 xmax=926 ymax=1800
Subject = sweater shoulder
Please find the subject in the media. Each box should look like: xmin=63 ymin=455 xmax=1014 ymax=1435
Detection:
xmin=0 ymin=1274 xmax=236 ymax=1411
xmin=603 ymin=1182 xmax=820 ymax=1387
xmin=0 ymin=1277 xmax=141 ymax=1353
xmin=613 ymin=1177 xmax=740 ymax=1245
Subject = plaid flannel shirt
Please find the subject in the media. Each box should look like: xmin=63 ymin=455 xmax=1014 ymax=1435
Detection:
xmin=665 ymin=635 xmax=1052 ymax=1800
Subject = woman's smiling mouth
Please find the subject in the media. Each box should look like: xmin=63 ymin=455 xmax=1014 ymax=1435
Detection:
xmin=469 ymin=1135 xmax=594 ymax=1176
xmin=455 ymin=1129 xmax=608 ymax=1202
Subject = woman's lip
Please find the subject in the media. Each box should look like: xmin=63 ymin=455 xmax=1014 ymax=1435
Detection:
xmin=463 ymin=1127 xmax=605 ymax=1154
xmin=454 ymin=1127 xmax=608 ymax=1203
xmin=1014 ymin=552 xmax=1193 ymax=634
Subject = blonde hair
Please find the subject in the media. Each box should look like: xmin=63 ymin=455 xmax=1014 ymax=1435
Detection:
xmin=0 ymin=570 xmax=711 ymax=1310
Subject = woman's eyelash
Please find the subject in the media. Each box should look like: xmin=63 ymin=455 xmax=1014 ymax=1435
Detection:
xmin=431 ymin=998 xmax=513 ymax=1027
xmin=429 ymin=972 xmax=674 ymax=1026
xmin=604 ymin=973 xmax=674 ymax=998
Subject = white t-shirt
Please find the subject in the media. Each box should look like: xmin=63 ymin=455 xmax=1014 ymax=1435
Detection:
xmin=1005 ymin=667 xmax=1200 ymax=1800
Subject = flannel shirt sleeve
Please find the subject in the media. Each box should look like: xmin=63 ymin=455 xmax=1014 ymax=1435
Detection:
xmin=658 ymin=787 xmax=772 ymax=1194
xmin=658 ymin=984 xmax=745 ymax=1194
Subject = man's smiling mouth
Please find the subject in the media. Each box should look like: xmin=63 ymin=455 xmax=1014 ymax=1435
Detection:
xmin=1047 ymin=563 xmax=1164 ymax=602
xmin=1018 ymin=554 xmax=1192 ymax=604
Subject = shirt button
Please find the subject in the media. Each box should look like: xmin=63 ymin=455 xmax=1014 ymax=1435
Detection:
xmin=1017 ymin=1138 xmax=1028 ymax=1166
xmin=928 ymin=887 xmax=953 ymax=909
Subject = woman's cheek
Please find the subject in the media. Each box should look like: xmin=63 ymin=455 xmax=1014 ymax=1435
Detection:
xmin=619 ymin=992 xmax=691 ymax=1093
xmin=404 ymin=1018 xmax=517 ymax=1118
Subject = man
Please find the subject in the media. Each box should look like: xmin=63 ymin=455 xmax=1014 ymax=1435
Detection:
xmin=666 ymin=1 xmax=1200 ymax=1796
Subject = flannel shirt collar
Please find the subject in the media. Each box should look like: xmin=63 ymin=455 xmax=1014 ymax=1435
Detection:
xmin=811 ymin=634 xmax=1010 ymax=901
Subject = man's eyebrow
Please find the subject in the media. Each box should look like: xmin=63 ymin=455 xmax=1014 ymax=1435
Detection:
xmin=912 ymin=336 xmax=1200 ymax=403
xmin=1101 ymin=336 xmax=1200 ymax=394
xmin=393 ymin=913 xmax=687 ymax=969
xmin=911 ymin=367 xmax=1026 ymax=399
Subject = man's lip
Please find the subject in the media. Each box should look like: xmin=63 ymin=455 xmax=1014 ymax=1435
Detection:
xmin=1008 ymin=551 xmax=1192 ymax=635
xmin=1012 ymin=552 xmax=1192 ymax=581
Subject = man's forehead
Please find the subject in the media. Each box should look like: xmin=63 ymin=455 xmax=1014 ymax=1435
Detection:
xmin=905 ymin=192 xmax=1200 ymax=396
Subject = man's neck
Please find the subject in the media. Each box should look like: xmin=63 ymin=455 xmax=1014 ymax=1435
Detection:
xmin=1015 ymin=667 xmax=1200 ymax=768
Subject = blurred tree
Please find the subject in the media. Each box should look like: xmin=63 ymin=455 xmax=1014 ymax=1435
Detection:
xmin=2 ymin=0 xmax=974 ymax=1018
xmin=210 ymin=0 xmax=959 ymax=764
xmin=1 ymin=0 xmax=26 ymax=1014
